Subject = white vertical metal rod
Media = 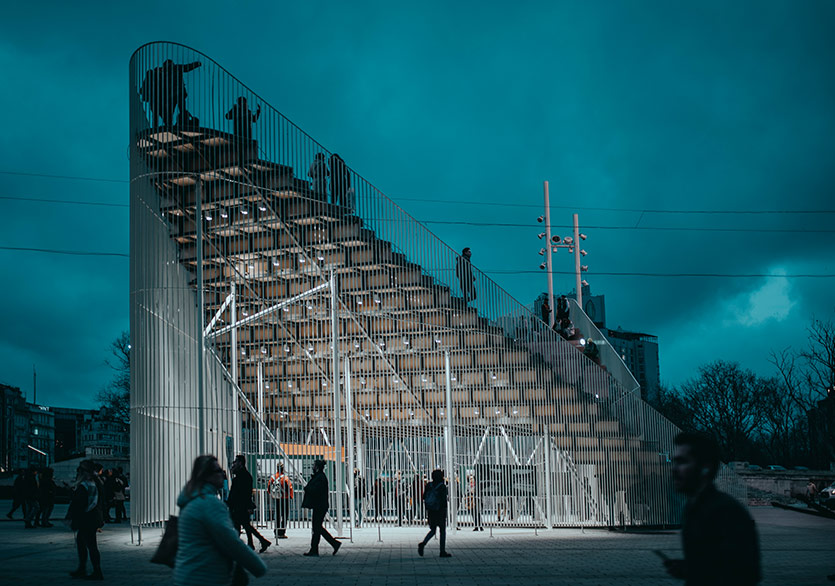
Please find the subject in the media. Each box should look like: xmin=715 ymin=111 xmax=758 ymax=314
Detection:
xmin=345 ymin=359 xmax=356 ymax=539
xmin=444 ymin=350 xmax=457 ymax=530
xmin=330 ymin=270 xmax=344 ymax=535
xmin=257 ymin=361 xmax=265 ymax=454
xmin=544 ymin=181 xmax=555 ymax=328
xmin=196 ymin=177 xmax=205 ymax=454
xmin=573 ymin=212 xmax=582 ymax=309
xmin=231 ymin=282 xmax=240 ymax=456
xmin=543 ymin=434 xmax=553 ymax=529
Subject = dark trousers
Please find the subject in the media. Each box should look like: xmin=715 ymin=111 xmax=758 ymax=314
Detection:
xmin=420 ymin=516 xmax=447 ymax=554
xmin=113 ymin=500 xmax=126 ymax=523
xmin=310 ymin=508 xmax=338 ymax=552
xmin=76 ymin=527 xmax=101 ymax=571
xmin=233 ymin=511 xmax=268 ymax=548
xmin=37 ymin=501 xmax=54 ymax=525
xmin=275 ymin=499 xmax=289 ymax=536
xmin=23 ymin=499 xmax=39 ymax=525
xmin=7 ymin=498 xmax=26 ymax=518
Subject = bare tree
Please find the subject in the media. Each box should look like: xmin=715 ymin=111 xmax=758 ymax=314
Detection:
xmin=770 ymin=315 xmax=835 ymax=466
xmin=678 ymin=361 xmax=765 ymax=461
xmin=96 ymin=331 xmax=130 ymax=426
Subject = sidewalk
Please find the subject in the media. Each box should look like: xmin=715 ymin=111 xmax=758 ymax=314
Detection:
xmin=0 ymin=503 xmax=832 ymax=585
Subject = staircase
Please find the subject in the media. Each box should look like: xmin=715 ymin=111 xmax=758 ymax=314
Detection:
xmin=129 ymin=41 xmax=685 ymax=528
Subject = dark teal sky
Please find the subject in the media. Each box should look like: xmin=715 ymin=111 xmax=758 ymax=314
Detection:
xmin=1 ymin=1 xmax=834 ymax=408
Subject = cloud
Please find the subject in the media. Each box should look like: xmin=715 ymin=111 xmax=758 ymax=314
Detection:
xmin=726 ymin=269 xmax=797 ymax=327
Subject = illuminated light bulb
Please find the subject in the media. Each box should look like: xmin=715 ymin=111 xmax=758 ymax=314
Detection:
xmin=298 ymin=256 xmax=306 ymax=264
xmin=220 ymin=209 xmax=228 ymax=219
xmin=283 ymin=344 xmax=290 ymax=353
xmin=288 ymin=381 xmax=293 ymax=388
xmin=260 ymin=346 xmax=267 ymax=354
xmin=272 ymin=258 xmax=280 ymax=266
xmin=512 ymin=409 xmax=518 ymax=415
xmin=374 ymin=295 xmax=381 ymax=304
xmin=204 ymin=212 xmax=213 ymax=221
xmin=357 ymin=299 xmax=363 ymax=305
xmin=240 ymin=207 xmax=248 ymax=216
xmin=265 ymin=382 xmax=270 ymax=389
xmin=258 ymin=203 xmax=267 ymax=212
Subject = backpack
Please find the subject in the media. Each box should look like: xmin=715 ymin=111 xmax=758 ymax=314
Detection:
xmin=269 ymin=476 xmax=285 ymax=499
xmin=424 ymin=483 xmax=442 ymax=512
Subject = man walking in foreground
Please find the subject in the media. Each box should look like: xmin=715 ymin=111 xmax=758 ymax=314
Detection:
xmin=663 ymin=432 xmax=760 ymax=585
xmin=302 ymin=459 xmax=341 ymax=557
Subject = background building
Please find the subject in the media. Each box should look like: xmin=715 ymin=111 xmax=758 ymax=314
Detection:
xmin=0 ymin=383 xmax=55 ymax=469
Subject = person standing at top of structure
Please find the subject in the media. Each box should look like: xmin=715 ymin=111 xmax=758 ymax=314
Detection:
xmin=226 ymin=96 xmax=261 ymax=142
xmin=456 ymin=248 xmax=476 ymax=306
xmin=139 ymin=59 xmax=202 ymax=128
xmin=302 ymin=459 xmax=341 ymax=557
xmin=268 ymin=463 xmax=293 ymax=540
xmin=308 ymin=153 xmax=329 ymax=202
xmin=227 ymin=455 xmax=271 ymax=553
xmin=329 ymin=153 xmax=351 ymax=208
xmin=556 ymin=295 xmax=570 ymax=321
xmin=540 ymin=299 xmax=551 ymax=325
xmin=662 ymin=432 xmax=761 ymax=585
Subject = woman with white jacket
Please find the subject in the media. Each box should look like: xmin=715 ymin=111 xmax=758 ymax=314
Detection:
xmin=174 ymin=455 xmax=267 ymax=586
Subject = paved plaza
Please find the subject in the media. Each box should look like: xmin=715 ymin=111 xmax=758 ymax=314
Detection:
xmin=1 ymin=502 xmax=832 ymax=585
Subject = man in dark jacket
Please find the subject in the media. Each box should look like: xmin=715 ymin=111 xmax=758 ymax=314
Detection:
xmin=228 ymin=455 xmax=271 ymax=553
xmin=6 ymin=470 xmax=27 ymax=519
xmin=663 ymin=432 xmax=760 ymax=585
xmin=69 ymin=460 xmax=105 ymax=580
xmin=456 ymin=248 xmax=475 ymax=306
xmin=302 ymin=459 xmax=340 ymax=556
xmin=418 ymin=469 xmax=451 ymax=558
xmin=22 ymin=466 xmax=40 ymax=529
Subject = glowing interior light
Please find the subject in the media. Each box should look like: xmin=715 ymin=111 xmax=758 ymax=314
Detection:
xmin=317 ymin=255 xmax=325 ymax=261
xmin=434 ymin=338 xmax=441 ymax=344
xmin=242 ymin=309 xmax=249 ymax=316
xmin=403 ymin=337 xmax=410 ymax=346
xmin=204 ymin=212 xmax=213 ymax=221
xmin=307 ymin=344 xmax=314 ymax=352
xmin=364 ymin=410 xmax=370 ymax=417
xmin=512 ymin=409 xmax=519 ymax=415
xmin=322 ymin=381 xmax=327 ymax=388
xmin=272 ymin=258 xmax=280 ymax=266
xmin=220 ymin=208 xmax=228 ymax=219
xmin=283 ymin=306 xmax=289 ymax=312
xmin=260 ymin=346 xmax=267 ymax=354
xmin=258 ymin=203 xmax=267 ymax=212
xmin=495 ymin=409 xmax=500 ymax=415
xmin=288 ymin=381 xmax=293 ymax=388
xmin=298 ymin=256 xmax=306 ymax=263
xmin=491 ymin=372 xmax=497 ymax=380
xmin=265 ymin=382 xmax=270 ymax=389
xmin=283 ymin=344 xmax=290 ymax=353
xmin=240 ymin=207 xmax=249 ymax=215
xmin=360 ymin=377 xmax=366 ymax=385
xmin=240 ymin=348 xmax=246 ymax=356
xmin=474 ymin=409 xmax=480 ymax=415
xmin=357 ymin=299 xmax=363 ymax=305
xmin=451 ymin=375 xmax=457 ymax=382
xmin=374 ymin=296 xmax=381 ymax=304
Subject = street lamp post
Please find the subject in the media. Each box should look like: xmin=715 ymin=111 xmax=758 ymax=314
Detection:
xmin=538 ymin=195 xmax=588 ymax=316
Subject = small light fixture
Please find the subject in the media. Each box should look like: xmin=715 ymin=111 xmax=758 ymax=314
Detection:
xmin=220 ymin=208 xmax=228 ymax=219
xmin=240 ymin=348 xmax=246 ymax=356
xmin=298 ymin=255 xmax=306 ymax=264
xmin=242 ymin=309 xmax=249 ymax=316
xmin=374 ymin=295 xmax=381 ymax=304
xmin=240 ymin=206 xmax=249 ymax=216
xmin=402 ymin=336 xmax=410 ymax=346
xmin=204 ymin=212 xmax=213 ymax=221
xmin=495 ymin=409 xmax=500 ymax=415
xmin=322 ymin=381 xmax=328 ymax=388
xmin=434 ymin=337 xmax=441 ymax=345
xmin=288 ymin=381 xmax=293 ymax=388
xmin=474 ymin=408 xmax=479 ymax=415
xmin=357 ymin=298 xmax=363 ymax=305
xmin=265 ymin=382 xmax=270 ymax=389
xmin=283 ymin=343 xmax=290 ymax=353
xmin=272 ymin=258 xmax=280 ymax=267
xmin=512 ymin=408 xmax=519 ymax=415
xmin=260 ymin=346 xmax=267 ymax=354
xmin=258 ymin=202 xmax=267 ymax=212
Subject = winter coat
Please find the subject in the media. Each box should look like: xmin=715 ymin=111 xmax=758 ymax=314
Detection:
xmin=302 ymin=470 xmax=329 ymax=512
xmin=68 ymin=480 xmax=103 ymax=531
xmin=174 ymin=484 xmax=267 ymax=586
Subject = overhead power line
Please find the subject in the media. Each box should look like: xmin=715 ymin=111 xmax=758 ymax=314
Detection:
xmin=1 ymin=245 xmax=832 ymax=278
xmin=3 ymin=195 xmax=833 ymax=234
xmin=2 ymin=170 xmax=834 ymax=215
xmin=0 ymin=246 xmax=128 ymax=258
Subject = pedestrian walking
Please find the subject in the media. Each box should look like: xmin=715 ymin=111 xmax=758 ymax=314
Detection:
xmin=6 ymin=469 xmax=27 ymax=519
xmin=36 ymin=467 xmax=56 ymax=527
xmin=353 ymin=469 xmax=366 ymax=527
xmin=227 ymin=455 xmax=271 ymax=553
xmin=225 ymin=96 xmax=261 ymax=142
xmin=112 ymin=467 xmax=127 ymax=523
xmin=418 ymin=469 xmax=452 ymax=558
xmin=466 ymin=472 xmax=484 ymax=531
xmin=302 ymin=459 xmax=341 ymax=557
xmin=268 ymin=463 xmax=293 ymax=539
xmin=329 ymin=154 xmax=351 ymax=208
xmin=372 ymin=476 xmax=386 ymax=522
xmin=541 ymin=299 xmax=551 ymax=325
xmin=68 ymin=460 xmax=105 ymax=580
xmin=662 ymin=432 xmax=761 ymax=585
xmin=23 ymin=466 xmax=40 ymax=529
xmin=174 ymin=455 xmax=267 ymax=586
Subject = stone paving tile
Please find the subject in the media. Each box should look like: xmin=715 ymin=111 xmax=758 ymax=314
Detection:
xmin=0 ymin=502 xmax=832 ymax=585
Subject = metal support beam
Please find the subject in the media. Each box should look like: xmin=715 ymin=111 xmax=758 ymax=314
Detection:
xmin=207 ymin=282 xmax=329 ymax=339
xmin=345 ymin=359 xmax=356 ymax=536
xmin=195 ymin=178 xmax=205 ymax=454
xmin=498 ymin=425 xmax=522 ymax=466
xmin=543 ymin=434 xmax=553 ymax=529
xmin=204 ymin=291 xmax=234 ymax=337
xmin=230 ymin=283 xmax=240 ymax=455
xmin=444 ymin=351 xmax=456 ymax=530
xmin=330 ymin=270 xmax=344 ymax=535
